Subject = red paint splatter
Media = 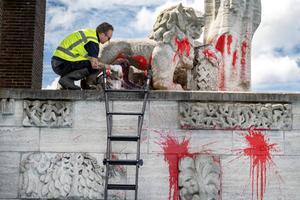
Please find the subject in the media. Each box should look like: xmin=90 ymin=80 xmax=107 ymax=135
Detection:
xmin=240 ymin=40 xmax=248 ymax=81
xmin=232 ymin=50 xmax=238 ymax=69
xmin=203 ymin=48 xmax=217 ymax=60
xmin=218 ymin=62 xmax=225 ymax=90
xmin=215 ymin=34 xmax=226 ymax=55
xmin=159 ymin=134 xmax=192 ymax=200
xmin=173 ymin=37 xmax=191 ymax=62
xmin=227 ymin=35 xmax=233 ymax=55
xmin=132 ymin=55 xmax=148 ymax=70
xmin=242 ymin=129 xmax=277 ymax=200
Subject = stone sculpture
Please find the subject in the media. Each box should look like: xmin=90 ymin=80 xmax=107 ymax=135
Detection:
xmin=20 ymin=153 xmax=126 ymax=199
xmin=23 ymin=100 xmax=72 ymax=127
xmin=179 ymin=155 xmax=221 ymax=200
xmin=97 ymin=3 xmax=204 ymax=90
xmin=203 ymin=0 xmax=261 ymax=91
xmin=180 ymin=102 xmax=292 ymax=130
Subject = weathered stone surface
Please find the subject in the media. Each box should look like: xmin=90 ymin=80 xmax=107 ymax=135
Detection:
xmin=0 ymin=100 xmax=23 ymax=126
xmin=40 ymin=128 xmax=107 ymax=153
xmin=0 ymin=152 xmax=20 ymax=198
xmin=180 ymin=102 xmax=292 ymax=130
xmin=0 ymin=98 xmax=15 ymax=115
xmin=179 ymin=155 xmax=221 ymax=200
xmin=72 ymin=101 xmax=107 ymax=129
xmin=0 ymin=127 xmax=39 ymax=151
xmin=126 ymin=154 xmax=170 ymax=200
xmin=20 ymin=152 xmax=126 ymax=199
xmin=149 ymin=101 xmax=179 ymax=129
xmin=23 ymin=100 xmax=72 ymax=127
xmin=292 ymin=114 xmax=300 ymax=130
xmin=285 ymin=130 xmax=300 ymax=155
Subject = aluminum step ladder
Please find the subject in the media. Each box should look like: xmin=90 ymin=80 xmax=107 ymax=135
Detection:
xmin=102 ymin=69 xmax=151 ymax=200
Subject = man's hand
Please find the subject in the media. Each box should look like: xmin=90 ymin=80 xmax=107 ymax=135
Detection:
xmin=90 ymin=57 xmax=99 ymax=69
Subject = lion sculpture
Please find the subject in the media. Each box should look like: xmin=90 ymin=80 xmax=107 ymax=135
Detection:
xmin=96 ymin=3 xmax=204 ymax=90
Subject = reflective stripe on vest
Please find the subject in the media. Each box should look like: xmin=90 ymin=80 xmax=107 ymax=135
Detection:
xmin=55 ymin=30 xmax=98 ymax=58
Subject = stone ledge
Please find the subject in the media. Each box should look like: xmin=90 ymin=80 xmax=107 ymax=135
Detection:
xmin=1 ymin=88 xmax=300 ymax=102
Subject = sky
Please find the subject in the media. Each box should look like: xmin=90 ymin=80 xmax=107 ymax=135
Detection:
xmin=43 ymin=0 xmax=300 ymax=92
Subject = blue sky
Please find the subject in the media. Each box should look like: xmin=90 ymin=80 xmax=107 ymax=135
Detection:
xmin=43 ymin=0 xmax=300 ymax=92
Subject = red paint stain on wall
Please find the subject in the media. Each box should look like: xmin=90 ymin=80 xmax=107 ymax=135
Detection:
xmin=215 ymin=34 xmax=227 ymax=90
xmin=242 ymin=129 xmax=277 ymax=200
xmin=159 ymin=134 xmax=193 ymax=200
xmin=173 ymin=37 xmax=191 ymax=62
xmin=227 ymin=35 xmax=233 ymax=55
xmin=232 ymin=50 xmax=238 ymax=69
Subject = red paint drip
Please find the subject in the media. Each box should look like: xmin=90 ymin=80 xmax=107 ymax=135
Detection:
xmin=159 ymin=134 xmax=193 ymax=200
xmin=232 ymin=50 xmax=238 ymax=69
xmin=203 ymin=48 xmax=217 ymax=60
xmin=215 ymin=34 xmax=226 ymax=55
xmin=173 ymin=37 xmax=191 ymax=62
xmin=227 ymin=35 xmax=233 ymax=55
xmin=243 ymin=129 xmax=277 ymax=200
xmin=240 ymin=40 xmax=248 ymax=81
xmin=218 ymin=62 xmax=225 ymax=90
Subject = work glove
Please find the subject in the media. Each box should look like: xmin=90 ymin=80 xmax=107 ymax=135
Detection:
xmin=109 ymin=64 xmax=123 ymax=77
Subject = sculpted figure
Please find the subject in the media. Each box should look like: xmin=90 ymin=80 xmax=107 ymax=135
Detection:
xmin=95 ymin=3 xmax=204 ymax=90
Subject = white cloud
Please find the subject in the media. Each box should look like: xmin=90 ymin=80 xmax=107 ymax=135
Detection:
xmin=44 ymin=77 xmax=59 ymax=90
xmin=252 ymin=53 xmax=300 ymax=85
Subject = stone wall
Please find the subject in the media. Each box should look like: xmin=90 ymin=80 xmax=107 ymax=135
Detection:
xmin=0 ymin=89 xmax=300 ymax=199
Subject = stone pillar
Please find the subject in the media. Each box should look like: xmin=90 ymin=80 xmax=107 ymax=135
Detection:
xmin=0 ymin=0 xmax=46 ymax=89
xmin=204 ymin=0 xmax=261 ymax=91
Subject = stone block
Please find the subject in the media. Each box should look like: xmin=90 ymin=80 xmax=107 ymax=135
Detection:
xmin=72 ymin=101 xmax=107 ymax=129
xmin=40 ymin=128 xmax=107 ymax=153
xmin=0 ymin=152 xmax=20 ymax=198
xmin=0 ymin=127 xmax=39 ymax=151
xmin=285 ymin=130 xmax=300 ymax=155
xmin=292 ymin=102 xmax=300 ymax=115
xmin=292 ymin=114 xmax=300 ymax=130
xmin=221 ymin=155 xmax=286 ymax=200
xmin=126 ymin=153 xmax=170 ymax=200
xmin=233 ymin=130 xmax=284 ymax=155
xmin=149 ymin=101 xmax=179 ymax=129
xmin=0 ymin=100 xmax=23 ymax=127
xmin=111 ymin=101 xmax=149 ymax=129
xmin=149 ymin=129 xmax=233 ymax=155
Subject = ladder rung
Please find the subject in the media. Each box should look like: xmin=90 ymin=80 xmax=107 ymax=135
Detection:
xmin=107 ymin=184 xmax=136 ymax=190
xmin=105 ymin=89 xmax=147 ymax=93
xmin=107 ymin=112 xmax=143 ymax=116
xmin=103 ymin=159 xmax=143 ymax=166
xmin=109 ymin=136 xmax=140 ymax=141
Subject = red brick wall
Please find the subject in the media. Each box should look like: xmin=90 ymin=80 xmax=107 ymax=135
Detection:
xmin=0 ymin=0 xmax=46 ymax=89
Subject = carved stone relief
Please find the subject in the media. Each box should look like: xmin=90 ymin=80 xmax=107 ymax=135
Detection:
xmin=20 ymin=153 xmax=126 ymax=199
xmin=0 ymin=98 xmax=15 ymax=115
xmin=23 ymin=100 xmax=72 ymax=127
xmin=179 ymin=102 xmax=292 ymax=130
xmin=179 ymin=155 xmax=221 ymax=200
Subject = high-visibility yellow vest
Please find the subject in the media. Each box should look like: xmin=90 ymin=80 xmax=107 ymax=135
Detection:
xmin=53 ymin=28 xmax=99 ymax=61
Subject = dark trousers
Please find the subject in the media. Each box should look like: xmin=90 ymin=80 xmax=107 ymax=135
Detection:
xmin=51 ymin=57 xmax=97 ymax=77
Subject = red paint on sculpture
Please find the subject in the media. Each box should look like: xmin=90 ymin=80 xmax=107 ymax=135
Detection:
xmin=232 ymin=50 xmax=238 ymax=69
xmin=173 ymin=37 xmax=191 ymax=62
xmin=215 ymin=34 xmax=226 ymax=55
xmin=227 ymin=35 xmax=233 ymax=55
xmin=242 ymin=129 xmax=277 ymax=200
xmin=203 ymin=48 xmax=217 ymax=60
xmin=240 ymin=40 xmax=248 ymax=81
xmin=215 ymin=34 xmax=227 ymax=90
xmin=159 ymin=134 xmax=193 ymax=200
xmin=132 ymin=55 xmax=148 ymax=70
